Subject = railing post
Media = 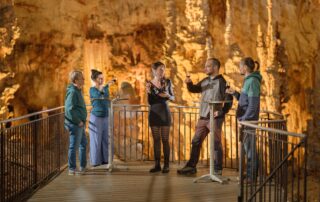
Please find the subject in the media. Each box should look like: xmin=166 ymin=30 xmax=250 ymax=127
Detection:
xmin=0 ymin=123 xmax=5 ymax=202
xmin=108 ymin=99 xmax=114 ymax=170
xmin=303 ymin=136 xmax=307 ymax=202
xmin=236 ymin=117 xmax=239 ymax=171
xmin=124 ymin=105 xmax=127 ymax=161
xmin=57 ymin=111 xmax=62 ymax=171
xmin=33 ymin=121 xmax=38 ymax=185
xmin=238 ymin=125 xmax=244 ymax=202
xmin=178 ymin=107 xmax=181 ymax=164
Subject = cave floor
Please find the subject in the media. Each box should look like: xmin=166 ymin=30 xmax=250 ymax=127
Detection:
xmin=28 ymin=161 xmax=239 ymax=202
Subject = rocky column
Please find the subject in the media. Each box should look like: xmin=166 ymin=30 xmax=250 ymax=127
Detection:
xmin=0 ymin=0 xmax=20 ymax=119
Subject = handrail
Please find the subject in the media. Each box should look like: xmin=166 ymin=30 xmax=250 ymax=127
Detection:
xmin=260 ymin=110 xmax=284 ymax=118
xmin=238 ymin=117 xmax=307 ymax=202
xmin=0 ymin=106 xmax=64 ymax=125
xmin=239 ymin=121 xmax=305 ymax=138
xmin=112 ymin=104 xmax=201 ymax=110
xmin=248 ymin=140 xmax=306 ymax=201
xmin=245 ymin=119 xmax=286 ymax=124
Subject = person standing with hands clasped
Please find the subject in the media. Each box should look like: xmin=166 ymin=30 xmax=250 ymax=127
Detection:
xmin=64 ymin=70 xmax=87 ymax=175
xmin=146 ymin=61 xmax=175 ymax=173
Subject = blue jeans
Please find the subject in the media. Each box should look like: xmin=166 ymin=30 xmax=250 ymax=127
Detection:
xmin=243 ymin=130 xmax=258 ymax=180
xmin=65 ymin=122 xmax=87 ymax=171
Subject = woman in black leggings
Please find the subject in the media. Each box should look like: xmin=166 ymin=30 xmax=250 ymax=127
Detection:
xmin=146 ymin=61 xmax=175 ymax=173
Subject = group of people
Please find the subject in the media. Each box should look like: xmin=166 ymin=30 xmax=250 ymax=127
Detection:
xmin=64 ymin=56 xmax=261 ymax=181
xmin=146 ymin=57 xmax=261 ymax=180
xmin=64 ymin=69 xmax=113 ymax=175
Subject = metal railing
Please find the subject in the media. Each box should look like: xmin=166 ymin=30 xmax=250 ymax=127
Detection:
xmin=238 ymin=120 xmax=307 ymax=202
xmin=0 ymin=107 xmax=68 ymax=202
xmin=111 ymin=103 xmax=239 ymax=169
xmin=0 ymin=102 xmax=307 ymax=202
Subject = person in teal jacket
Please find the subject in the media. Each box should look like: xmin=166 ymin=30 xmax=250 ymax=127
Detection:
xmin=227 ymin=57 xmax=262 ymax=182
xmin=64 ymin=70 xmax=87 ymax=175
xmin=89 ymin=69 xmax=114 ymax=167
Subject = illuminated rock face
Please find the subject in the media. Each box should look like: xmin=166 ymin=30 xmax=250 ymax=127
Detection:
xmin=0 ymin=0 xmax=319 ymax=191
xmin=0 ymin=0 xmax=20 ymax=118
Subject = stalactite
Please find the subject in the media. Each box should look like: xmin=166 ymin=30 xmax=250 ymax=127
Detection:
xmin=224 ymin=0 xmax=232 ymax=47
xmin=0 ymin=0 xmax=20 ymax=119
xmin=164 ymin=0 xmax=177 ymax=58
xmin=205 ymin=36 xmax=213 ymax=58
xmin=185 ymin=0 xmax=208 ymax=41
xmin=256 ymin=0 xmax=282 ymax=113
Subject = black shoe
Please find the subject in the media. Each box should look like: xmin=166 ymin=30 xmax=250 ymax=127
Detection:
xmin=214 ymin=170 xmax=222 ymax=175
xmin=150 ymin=166 xmax=161 ymax=173
xmin=162 ymin=166 xmax=169 ymax=173
xmin=177 ymin=166 xmax=197 ymax=175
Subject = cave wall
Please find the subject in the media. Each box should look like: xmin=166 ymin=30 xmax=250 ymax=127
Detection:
xmin=1 ymin=0 xmax=319 ymax=196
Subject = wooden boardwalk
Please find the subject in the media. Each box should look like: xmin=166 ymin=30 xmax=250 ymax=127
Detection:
xmin=28 ymin=162 xmax=239 ymax=202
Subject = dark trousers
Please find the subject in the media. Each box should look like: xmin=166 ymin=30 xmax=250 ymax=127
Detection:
xmin=186 ymin=118 xmax=224 ymax=171
xmin=151 ymin=126 xmax=170 ymax=167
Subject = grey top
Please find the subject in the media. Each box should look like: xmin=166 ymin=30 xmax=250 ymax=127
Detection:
xmin=187 ymin=74 xmax=233 ymax=118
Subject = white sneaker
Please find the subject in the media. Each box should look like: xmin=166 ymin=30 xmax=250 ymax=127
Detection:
xmin=68 ymin=170 xmax=75 ymax=175
xmin=76 ymin=167 xmax=87 ymax=175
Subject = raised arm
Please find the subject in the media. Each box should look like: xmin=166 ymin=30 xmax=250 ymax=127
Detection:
xmin=186 ymin=80 xmax=202 ymax=93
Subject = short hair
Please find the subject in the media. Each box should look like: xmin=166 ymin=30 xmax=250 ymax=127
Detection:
xmin=91 ymin=69 xmax=102 ymax=80
xmin=69 ymin=70 xmax=83 ymax=83
xmin=151 ymin=61 xmax=165 ymax=70
xmin=207 ymin=58 xmax=221 ymax=69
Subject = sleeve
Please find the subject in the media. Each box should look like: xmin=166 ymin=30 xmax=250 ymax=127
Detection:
xmin=104 ymin=85 xmax=110 ymax=98
xmin=216 ymin=79 xmax=233 ymax=117
xmin=167 ymin=80 xmax=175 ymax=101
xmin=220 ymin=94 xmax=233 ymax=116
xmin=239 ymin=79 xmax=260 ymax=121
xmin=187 ymin=80 xmax=202 ymax=93
xmin=233 ymin=91 xmax=240 ymax=100
xmin=65 ymin=92 xmax=81 ymax=125
xmin=90 ymin=88 xmax=101 ymax=100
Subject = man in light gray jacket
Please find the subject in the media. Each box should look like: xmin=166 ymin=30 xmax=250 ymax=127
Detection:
xmin=177 ymin=58 xmax=233 ymax=175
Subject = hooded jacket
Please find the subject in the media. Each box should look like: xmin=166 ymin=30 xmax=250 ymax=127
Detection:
xmin=234 ymin=71 xmax=262 ymax=121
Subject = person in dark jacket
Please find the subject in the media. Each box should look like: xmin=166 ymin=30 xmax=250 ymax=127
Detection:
xmin=146 ymin=61 xmax=175 ymax=173
xmin=177 ymin=58 xmax=233 ymax=175
xmin=226 ymin=57 xmax=262 ymax=181
xmin=64 ymin=70 xmax=87 ymax=175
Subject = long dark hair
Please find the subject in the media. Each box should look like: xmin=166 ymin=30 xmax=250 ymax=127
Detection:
xmin=240 ymin=57 xmax=260 ymax=72
xmin=151 ymin=61 xmax=165 ymax=71
xmin=91 ymin=69 xmax=102 ymax=80
xmin=151 ymin=61 xmax=167 ymax=89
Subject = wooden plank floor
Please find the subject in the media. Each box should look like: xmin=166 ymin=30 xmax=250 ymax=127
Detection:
xmin=29 ymin=161 xmax=239 ymax=202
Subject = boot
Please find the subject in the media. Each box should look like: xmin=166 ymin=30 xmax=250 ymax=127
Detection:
xmin=162 ymin=157 xmax=169 ymax=173
xmin=150 ymin=160 xmax=161 ymax=173
xmin=177 ymin=165 xmax=197 ymax=175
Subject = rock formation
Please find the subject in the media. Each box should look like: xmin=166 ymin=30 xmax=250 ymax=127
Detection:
xmin=1 ymin=0 xmax=319 ymax=199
